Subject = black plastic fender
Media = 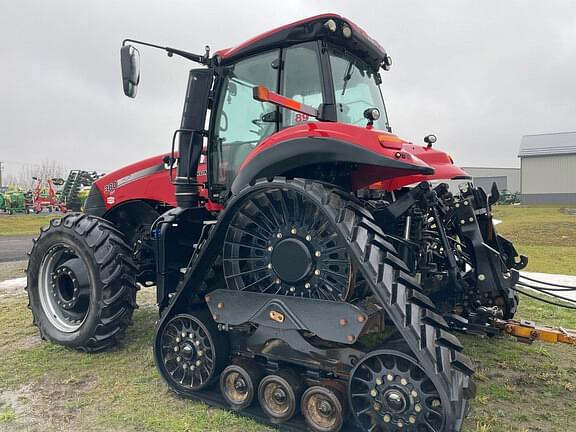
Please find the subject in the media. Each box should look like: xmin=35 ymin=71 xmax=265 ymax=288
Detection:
xmin=83 ymin=184 xmax=106 ymax=217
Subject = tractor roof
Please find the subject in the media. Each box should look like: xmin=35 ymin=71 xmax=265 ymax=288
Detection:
xmin=214 ymin=14 xmax=388 ymax=70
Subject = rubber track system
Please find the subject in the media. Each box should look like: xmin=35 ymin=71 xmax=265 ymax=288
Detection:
xmin=26 ymin=213 xmax=138 ymax=352
xmin=311 ymin=180 xmax=476 ymax=431
xmin=157 ymin=178 xmax=475 ymax=431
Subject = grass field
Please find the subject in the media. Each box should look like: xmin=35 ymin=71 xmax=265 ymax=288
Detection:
xmin=0 ymin=206 xmax=574 ymax=432
xmin=492 ymin=206 xmax=576 ymax=274
xmin=0 ymin=214 xmax=53 ymax=237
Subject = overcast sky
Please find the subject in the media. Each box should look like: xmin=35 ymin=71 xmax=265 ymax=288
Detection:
xmin=1 ymin=0 xmax=575 ymax=178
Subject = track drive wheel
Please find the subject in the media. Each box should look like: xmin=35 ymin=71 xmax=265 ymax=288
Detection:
xmin=301 ymin=385 xmax=346 ymax=432
xmin=223 ymin=186 xmax=353 ymax=301
xmin=349 ymin=350 xmax=447 ymax=431
xmin=154 ymin=310 xmax=229 ymax=395
xmin=258 ymin=370 xmax=303 ymax=424
xmin=26 ymin=213 xmax=137 ymax=352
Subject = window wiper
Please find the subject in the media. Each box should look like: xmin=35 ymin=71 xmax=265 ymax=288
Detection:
xmin=341 ymin=61 xmax=354 ymax=96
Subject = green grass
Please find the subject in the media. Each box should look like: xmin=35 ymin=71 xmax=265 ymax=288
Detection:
xmin=460 ymin=205 xmax=576 ymax=431
xmin=0 ymin=297 xmax=268 ymax=432
xmin=0 ymin=214 xmax=54 ymax=236
xmin=493 ymin=206 xmax=576 ymax=274
xmin=460 ymin=293 xmax=576 ymax=432
xmin=0 ymin=408 xmax=16 ymax=424
xmin=462 ymin=322 xmax=576 ymax=431
xmin=516 ymin=293 xmax=575 ymax=328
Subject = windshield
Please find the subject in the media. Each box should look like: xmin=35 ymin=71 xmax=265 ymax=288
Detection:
xmin=329 ymin=45 xmax=389 ymax=130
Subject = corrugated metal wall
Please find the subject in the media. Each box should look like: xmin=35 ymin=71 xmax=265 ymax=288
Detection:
xmin=472 ymin=176 xmax=507 ymax=193
xmin=521 ymin=154 xmax=576 ymax=194
xmin=462 ymin=167 xmax=521 ymax=192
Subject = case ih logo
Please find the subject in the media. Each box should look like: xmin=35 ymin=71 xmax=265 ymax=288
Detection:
xmin=104 ymin=181 xmax=117 ymax=194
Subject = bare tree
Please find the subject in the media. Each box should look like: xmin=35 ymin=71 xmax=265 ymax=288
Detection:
xmin=17 ymin=160 xmax=67 ymax=190
xmin=3 ymin=174 xmax=19 ymax=187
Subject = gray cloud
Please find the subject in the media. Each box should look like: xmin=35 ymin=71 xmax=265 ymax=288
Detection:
xmin=1 ymin=0 xmax=575 ymax=177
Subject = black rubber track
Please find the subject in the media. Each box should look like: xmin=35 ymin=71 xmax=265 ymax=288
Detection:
xmin=26 ymin=213 xmax=138 ymax=352
xmin=156 ymin=178 xmax=475 ymax=431
xmin=294 ymin=179 xmax=474 ymax=431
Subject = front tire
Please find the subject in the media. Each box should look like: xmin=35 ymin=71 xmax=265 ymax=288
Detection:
xmin=26 ymin=213 xmax=138 ymax=352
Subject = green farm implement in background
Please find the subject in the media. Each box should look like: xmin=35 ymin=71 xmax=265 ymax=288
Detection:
xmin=0 ymin=188 xmax=30 ymax=214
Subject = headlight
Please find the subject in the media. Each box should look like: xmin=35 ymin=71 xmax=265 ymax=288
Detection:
xmin=324 ymin=19 xmax=337 ymax=33
xmin=342 ymin=23 xmax=352 ymax=38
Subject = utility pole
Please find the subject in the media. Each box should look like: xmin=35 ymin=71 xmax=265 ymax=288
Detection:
xmin=0 ymin=161 xmax=3 ymax=188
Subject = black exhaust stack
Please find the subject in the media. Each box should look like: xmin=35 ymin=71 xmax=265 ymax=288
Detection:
xmin=174 ymin=68 xmax=213 ymax=208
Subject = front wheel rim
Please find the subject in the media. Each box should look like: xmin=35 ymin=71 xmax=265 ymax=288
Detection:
xmin=37 ymin=244 xmax=91 ymax=332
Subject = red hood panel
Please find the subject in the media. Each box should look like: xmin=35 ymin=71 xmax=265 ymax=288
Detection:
xmin=243 ymin=122 xmax=469 ymax=190
xmin=378 ymin=143 xmax=470 ymax=190
xmin=94 ymin=154 xmax=177 ymax=210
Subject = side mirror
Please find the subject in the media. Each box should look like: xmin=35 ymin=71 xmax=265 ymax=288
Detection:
xmin=120 ymin=45 xmax=140 ymax=98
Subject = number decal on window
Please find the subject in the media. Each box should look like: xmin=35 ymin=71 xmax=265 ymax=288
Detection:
xmin=294 ymin=113 xmax=309 ymax=123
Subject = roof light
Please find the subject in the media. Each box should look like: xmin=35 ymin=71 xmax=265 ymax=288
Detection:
xmin=342 ymin=23 xmax=352 ymax=38
xmin=424 ymin=134 xmax=437 ymax=148
xmin=324 ymin=19 xmax=337 ymax=33
xmin=382 ymin=54 xmax=393 ymax=71
xmin=364 ymin=108 xmax=380 ymax=126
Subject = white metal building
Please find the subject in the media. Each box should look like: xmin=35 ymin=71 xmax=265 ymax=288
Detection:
xmin=461 ymin=167 xmax=521 ymax=194
xmin=518 ymin=132 xmax=576 ymax=204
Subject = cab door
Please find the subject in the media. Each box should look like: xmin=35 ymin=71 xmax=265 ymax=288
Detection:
xmin=207 ymin=42 xmax=328 ymax=202
xmin=208 ymin=50 xmax=280 ymax=201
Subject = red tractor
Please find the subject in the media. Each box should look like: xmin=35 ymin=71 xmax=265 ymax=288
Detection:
xmin=27 ymin=14 xmax=530 ymax=431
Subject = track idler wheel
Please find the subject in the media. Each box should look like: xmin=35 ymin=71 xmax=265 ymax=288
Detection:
xmin=154 ymin=310 xmax=229 ymax=395
xmin=301 ymin=385 xmax=346 ymax=432
xmin=258 ymin=370 xmax=303 ymax=424
xmin=220 ymin=362 xmax=263 ymax=411
xmin=349 ymin=350 xmax=446 ymax=431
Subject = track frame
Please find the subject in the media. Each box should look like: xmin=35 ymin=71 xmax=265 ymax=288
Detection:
xmin=155 ymin=178 xmax=475 ymax=431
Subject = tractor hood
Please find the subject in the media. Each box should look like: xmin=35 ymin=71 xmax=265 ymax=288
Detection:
xmin=375 ymin=140 xmax=471 ymax=190
xmin=85 ymin=154 xmax=175 ymax=216
xmin=237 ymin=122 xmax=470 ymax=193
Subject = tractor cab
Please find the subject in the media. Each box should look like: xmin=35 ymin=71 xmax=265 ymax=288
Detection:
xmin=208 ymin=37 xmax=391 ymax=193
xmin=120 ymin=14 xmax=413 ymax=207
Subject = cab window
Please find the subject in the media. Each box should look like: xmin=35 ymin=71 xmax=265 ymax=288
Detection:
xmin=281 ymin=42 xmax=323 ymax=128
xmin=329 ymin=46 xmax=389 ymax=130
xmin=211 ymin=50 xmax=279 ymax=189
